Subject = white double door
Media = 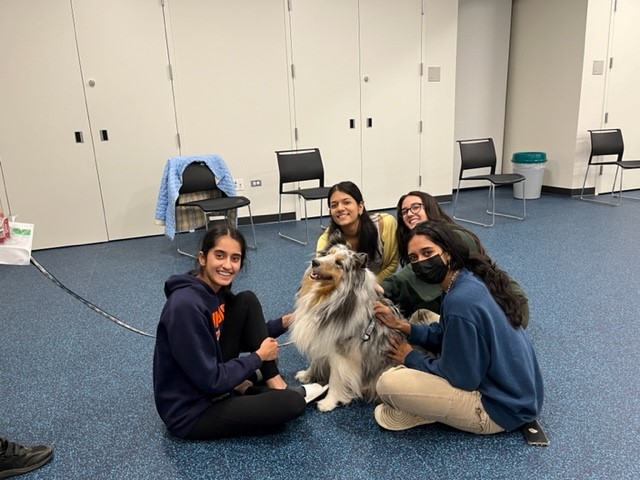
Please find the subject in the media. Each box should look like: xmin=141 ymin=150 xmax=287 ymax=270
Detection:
xmin=0 ymin=0 xmax=179 ymax=249
xmin=601 ymin=0 xmax=640 ymax=192
xmin=286 ymin=0 xmax=424 ymax=211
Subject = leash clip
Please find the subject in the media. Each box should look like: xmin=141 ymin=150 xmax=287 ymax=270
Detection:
xmin=362 ymin=317 xmax=376 ymax=341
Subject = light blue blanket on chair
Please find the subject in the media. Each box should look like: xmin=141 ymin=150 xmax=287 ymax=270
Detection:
xmin=155 ymin=154 xmax=236 ymax=240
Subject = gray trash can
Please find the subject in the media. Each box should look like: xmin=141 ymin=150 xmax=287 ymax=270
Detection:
xmin=512 ymin=152 xmax=547 ymax=199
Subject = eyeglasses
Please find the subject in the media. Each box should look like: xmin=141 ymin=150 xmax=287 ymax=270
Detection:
xmin=400 ymin=202 xmax=424 ymax=218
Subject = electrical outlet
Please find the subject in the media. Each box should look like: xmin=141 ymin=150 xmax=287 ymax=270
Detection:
xmin=234 ymin=178 xmax=244 ymax=191
xmin=250 ymin=179 xmax=262 ymax=187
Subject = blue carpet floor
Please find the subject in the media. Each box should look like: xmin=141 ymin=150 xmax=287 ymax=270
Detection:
xmin=1 ymin=189 xmax=639 ymax=479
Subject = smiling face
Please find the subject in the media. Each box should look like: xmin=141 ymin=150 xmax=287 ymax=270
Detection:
xmin=400 ymin=194 xmax=428 ymax=229
xmin=329 ymin=190 xmax=364 ymax=231
xmin=196 ymin=235 xmax=242 ymax=292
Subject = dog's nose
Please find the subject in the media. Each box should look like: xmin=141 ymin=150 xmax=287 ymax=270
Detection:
xmin=311 ymin=259 xmax=320 ymax=268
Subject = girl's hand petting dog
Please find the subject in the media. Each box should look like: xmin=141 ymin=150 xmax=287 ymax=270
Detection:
xmin=387 ymin=334 xmax=413 ymax=364
xmin=374 ymin=301 xmax=410 ymax=336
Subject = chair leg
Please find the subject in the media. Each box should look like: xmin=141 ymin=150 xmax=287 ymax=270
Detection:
xmin=580 ymin=164 xmax=621 ymax=206
xmin=176 ymin=230 xmax=198 ymax=259
xmin=278 ymin=196 xmax=310 ymax=245
xmin=454 ymin=183 xmax=524 ymax=228
xmin=176 ymin=209 xmax=207 ymax=258
xmin=242 ymin=205 xmax=257 ymax=250
xmin=486 ymin=182 xmax=526 ymax=222
xmin=611 ymin=168 xmax=640 ymax=202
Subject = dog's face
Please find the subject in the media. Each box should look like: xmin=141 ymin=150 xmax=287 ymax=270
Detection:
xmin=309 ymin=243 xmax=367 ymax=281
xmin=300 ymin=244 xmax=369 ymax=301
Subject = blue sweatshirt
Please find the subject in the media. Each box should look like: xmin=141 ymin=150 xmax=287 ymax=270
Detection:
xmin=153 ymin=274 xmax=263 ymax=437
xmin=404 ymin=269 xmax=543 ymax=431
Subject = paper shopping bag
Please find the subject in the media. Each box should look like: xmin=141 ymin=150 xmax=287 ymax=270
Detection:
xmin=0 ymin=222 xmax=34 ymax=266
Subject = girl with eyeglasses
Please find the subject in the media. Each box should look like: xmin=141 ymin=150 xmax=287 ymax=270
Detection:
xmin=372 ymin=221 xmax=543 ymax=433
xmin=317 ymin=181 xmax=399 ymax=282
xmin=380 ymin=191 xmax=529 ymax=327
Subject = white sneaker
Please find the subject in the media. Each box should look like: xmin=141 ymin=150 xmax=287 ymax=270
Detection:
xmin=374 ymin=404 xmax=432 ymax=431
xmin=301 ymin=383 xmax=329 ymax=404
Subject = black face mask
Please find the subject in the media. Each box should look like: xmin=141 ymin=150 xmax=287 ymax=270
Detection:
xmin=412 ymin=254 xmax=449 ymax=284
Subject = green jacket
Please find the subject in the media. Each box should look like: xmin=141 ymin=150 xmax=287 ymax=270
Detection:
xmin=380 ymin=227 xmax=530 ymax=328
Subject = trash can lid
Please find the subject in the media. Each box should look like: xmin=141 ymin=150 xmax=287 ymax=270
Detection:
xmin=512 ymin=151 xmax=547 ymax=163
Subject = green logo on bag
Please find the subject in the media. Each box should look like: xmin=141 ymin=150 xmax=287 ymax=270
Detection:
xmin=11 ymin=227 xmax=32 ymax=235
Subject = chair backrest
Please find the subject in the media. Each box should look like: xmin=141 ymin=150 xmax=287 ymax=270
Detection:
xmin=179 ymin=162 xmax=220 ymax=195
xmin=275 ymin=148 xmax=325 ymax=193
xmin=457 ymin=138 xmax=497 ymax=178
xmin=589 ymin=129 xmax=624 ymax=163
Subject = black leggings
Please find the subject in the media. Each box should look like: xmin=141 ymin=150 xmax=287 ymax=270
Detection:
xmin=185 ymin=291 xmax=305 ymax=439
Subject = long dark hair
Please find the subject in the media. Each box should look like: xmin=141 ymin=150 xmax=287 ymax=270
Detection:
xmin=395 ymin=191 xmax=485 ymax=265
xmin=192 ymin=224 xmax=247 ymax=297
xmin=326 ymin=181 xmax=380 ymax=264
xmin=407 ymin=221 xmax=525 ymax=328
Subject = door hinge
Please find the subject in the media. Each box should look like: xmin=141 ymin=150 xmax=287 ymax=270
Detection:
xmin=168 ymin=64 xmax=173 ymax=81
xmin=419 ymin=63 xmax=424 ymax=77
xmin=609 ymin=57 xmax=614 ymax=69
xmin=176 ymin=132 xmax=181 ymax=149
xmin=288 ymin=0 xmax=293 ymax=12
xmin=604 ymin=112 xmax=609 ymax=124
xmin=419 ymin=174 xmax=422 ymax=187
xmin=294 ymin=127 xmax=299 ymax=142
xmin=291 ymin=64 xmax=296 ymax=79
xmin=419 ymin=120 xmax=423 ymax=133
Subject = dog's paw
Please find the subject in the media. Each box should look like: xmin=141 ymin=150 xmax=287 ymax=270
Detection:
xmin=317 ymin=397 xmax=338 ymax=412
xmin=295 ymin=369 xmax=313 ymax=384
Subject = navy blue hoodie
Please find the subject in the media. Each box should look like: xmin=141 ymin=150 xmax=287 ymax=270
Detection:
xmin=404 ymin=269 xmax=543 ymax=431
xmin=153 ymin=274 xmax=262 ymax=437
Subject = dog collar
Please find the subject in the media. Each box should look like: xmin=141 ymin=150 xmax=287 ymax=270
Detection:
xmin=362 ymin=317 xmax=376 ymax=341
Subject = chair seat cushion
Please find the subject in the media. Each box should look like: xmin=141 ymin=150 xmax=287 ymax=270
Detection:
xmin=463 ymin=173 xmax=525 ymax=185
xmin=181 ymin=196 xmax=250 ymax=212
xmin=283 ymin=186 xmax=331 ymax=200
xmin=618 ymin=160 xmax=640 ymax=169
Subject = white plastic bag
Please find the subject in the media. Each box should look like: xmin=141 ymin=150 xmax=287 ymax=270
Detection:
xmin=0 ymin=221 xmax=34 ymax=266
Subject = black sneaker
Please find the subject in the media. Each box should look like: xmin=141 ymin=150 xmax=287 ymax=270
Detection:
xmin=0 ymin=437 xmax=53 ymax=479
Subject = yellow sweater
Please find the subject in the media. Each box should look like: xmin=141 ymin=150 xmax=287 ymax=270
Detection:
xmin=316 ymin=212 xmax=399 ymax=282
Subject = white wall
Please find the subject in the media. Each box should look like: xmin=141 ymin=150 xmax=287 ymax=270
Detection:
xmin=454 ymin=0 xmax=512 ymax=182
xmin=421 ymin=0 xmax=459 ymax=197
xmin=504 ymin=0 xmax=588 ymax=189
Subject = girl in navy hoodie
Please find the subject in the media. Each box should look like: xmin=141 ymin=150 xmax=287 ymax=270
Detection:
xmin=153 ymin=224 xmax=305 ymax=439
xmin=373 ymin=221 xmax=543 ymax=434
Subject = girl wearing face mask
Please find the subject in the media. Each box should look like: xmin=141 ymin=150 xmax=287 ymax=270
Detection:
xmin=154 ymin=224 xmax=324 ymax=440
xmin=317 ymin=181 xmax=398 ymax=281
xmin=381 ymin=191 xmax=529 ymax=327
xmin=372 ymin=221 xmax=543 ymax=434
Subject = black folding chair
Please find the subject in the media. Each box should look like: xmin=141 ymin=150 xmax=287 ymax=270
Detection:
xmin=276 ymin=148 xmax=330 ymax=245
xmin=580 ymin=128 xmax=640 ymax=205
xmin=176 ymin=162 xmax=256 ymax=257
xmin=453 ymin=138 xmax=526 ymax=227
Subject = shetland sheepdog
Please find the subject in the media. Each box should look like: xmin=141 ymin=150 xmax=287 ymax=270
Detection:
xmin=289 ymin=243 xmax=430 ymax=412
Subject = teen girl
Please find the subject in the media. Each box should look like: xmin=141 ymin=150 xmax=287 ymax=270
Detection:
xmin=153 ymin=225 xmax=306 ymax=439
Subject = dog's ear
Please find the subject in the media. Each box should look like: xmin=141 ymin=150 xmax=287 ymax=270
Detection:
xmin=354 ymin=252 xmax=369 ymax=269
xmin=326 ymin=229 xmax=347 ymax=249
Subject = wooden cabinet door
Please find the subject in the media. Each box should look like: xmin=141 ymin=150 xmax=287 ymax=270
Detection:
xmin=0 ymin=0 xmax=108 ymax=249
xmin=72 ymin=0 xmax=180 ymax=239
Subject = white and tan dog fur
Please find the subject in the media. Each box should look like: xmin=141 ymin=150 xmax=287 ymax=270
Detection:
xmin=290 ymin=243 xmax=406 ymax=412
